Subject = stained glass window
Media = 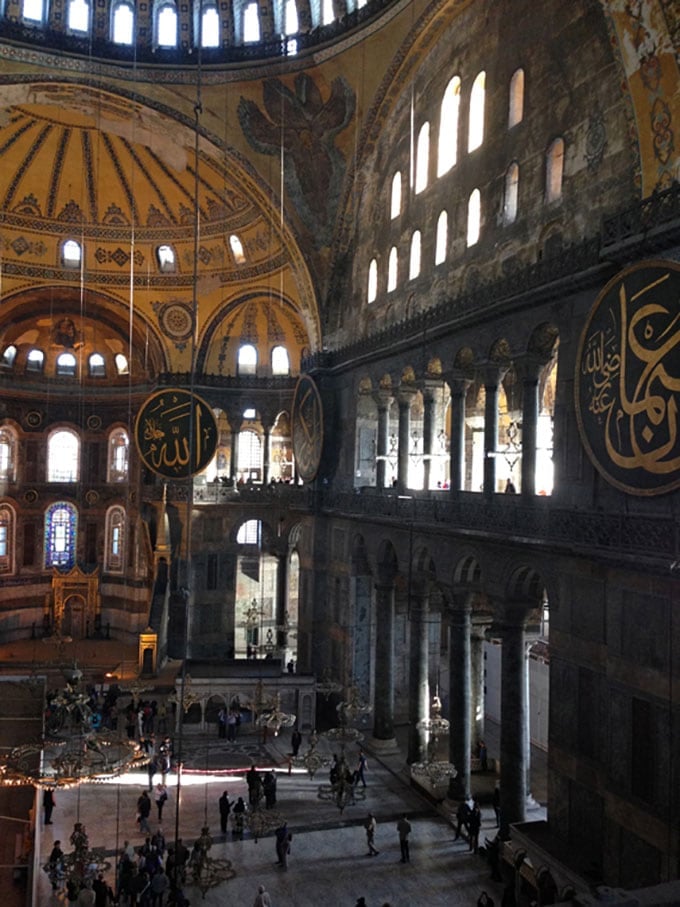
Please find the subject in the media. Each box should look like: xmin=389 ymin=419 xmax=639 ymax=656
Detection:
xmin=44 ymin=502 xmax=77 ymax=569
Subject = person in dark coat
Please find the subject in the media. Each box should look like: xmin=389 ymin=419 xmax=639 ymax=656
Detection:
xmin=43 ymin=787 xmax=56 ymax=824
xmin=218 ymin=790 xmax=232 ymax=833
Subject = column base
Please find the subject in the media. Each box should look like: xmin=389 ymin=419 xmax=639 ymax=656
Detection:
xmin=367 ymin=736 xmax=400 ymax=756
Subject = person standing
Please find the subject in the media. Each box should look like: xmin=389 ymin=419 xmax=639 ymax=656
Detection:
xmin=396 ymin=814 xmax=412 ymax=863
xmin=253 ymin=883 xmax=272 ymax=907
xmin=155 ymin=781 xmax=168 ymax=821
xmin=291 ymin=726 xmax=302 ymax=756
xmin=275 ymin=821 xmax=291 ymax=869
xmin=468 ymin=799 xmax=482 ymax=854
xmin=137 ymin=789 xmax=152 ymax=834
xmin=364 ymin=812 xmax=379 ymax=856
xmin=492 ymin=782 xmax=501 ymax=827
xmin=217 ymin=707 xmax=227 ymax=738
xmin=43 ymin=787 xmax=56 ymax=824
xmin=355 ymin=750 xmax=368 ymax=787
xmin=218 ymin=790 xmax=232 ymax=833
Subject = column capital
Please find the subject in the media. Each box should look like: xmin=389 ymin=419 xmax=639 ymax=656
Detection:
xmin=481 ymin=362 xmax=509 ymax=387
xmin=397 ymin=384 xmax=418 ymax=406
xmin=442 ymin=369 xmax=473 ymax=395
xmin=372 ymin=388 xmax=394 ymax=409
xmin=514 ymin=352 xmax=551 ymax=383
xmin=419 ymin=377 xmax=444 ymax=402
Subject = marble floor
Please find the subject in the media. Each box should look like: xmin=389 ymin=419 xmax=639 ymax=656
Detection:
xmin=35 ymin=722 xmax=547 ymax=906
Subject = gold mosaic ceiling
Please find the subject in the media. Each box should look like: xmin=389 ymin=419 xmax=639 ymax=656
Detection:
xmin=0 ymin=84 xmax=317 ymax=376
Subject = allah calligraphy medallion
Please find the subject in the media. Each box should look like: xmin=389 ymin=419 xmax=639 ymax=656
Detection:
xmin=291 ymin=374 xmax=323 ymax=482
xmin=134 ymin=389 xmax=218 ymax=479
xmin=575 ymin=259 xmax=680 ymax=495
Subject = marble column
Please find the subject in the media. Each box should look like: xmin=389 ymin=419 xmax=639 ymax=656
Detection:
xmin=397 ymin=387 xmax=416 ymax=494
xmin=372 ymin=581 xmax=397 ymax=748
xmin=422 ymin=383 xmax=437 ymax=491
xmin=229 ymin=416 xmax=243 ymax=483
xmin=483 ymin=370 xmax=501 ymax=497
xmin=407 ymin=585 xmax=430 ymax=764
xmin=445 ymin=374 xmax=471 ymax=495
xmin=499 ymin=606 xmax=529 ymax=837
xmin=518 ymin=355 xmax=544 ymax=498
xmin=447 ymin=601 xmax=472 ymax=798
xmin=373 ymin=390 xmax=392 ymax=490
xmin=470 ymin=618 xmax=487 ymax=748
xmin=275 ymin=552 xmax=288 ymax=651
xmin=262 ymin=424 xmax=272 ymax=486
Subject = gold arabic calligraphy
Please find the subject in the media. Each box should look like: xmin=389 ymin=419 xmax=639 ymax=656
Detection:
xmin=581 ymin=270 xmax=680 ymax=476
xmin=136 ymin=391 xmax=218 ymax=477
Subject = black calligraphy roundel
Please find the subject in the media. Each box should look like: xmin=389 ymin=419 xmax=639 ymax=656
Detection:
xmin=134 ymin=388 xmax=218 ymax=479
xmin=291 ymin=374 xmax=323 ymax=482
xmin=575 ymin=259 xmax=680 ymax=496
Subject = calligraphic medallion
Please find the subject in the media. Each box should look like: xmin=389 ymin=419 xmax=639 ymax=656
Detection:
xmin=134 ymin=389 xmax=218 ymax=479
xmin=575 ymin=259 xmax=680 ymax=495
xmin=291 ymin=374 xmax=323 ymax=482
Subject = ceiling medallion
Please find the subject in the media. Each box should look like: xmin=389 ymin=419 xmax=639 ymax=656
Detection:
xmin=86 ymin=414 xmax=102 ymax=431
xmin=158 ymin=302 xmax=194 ymax=343
xmin=25 ymin=410 xmax=43 ymax=428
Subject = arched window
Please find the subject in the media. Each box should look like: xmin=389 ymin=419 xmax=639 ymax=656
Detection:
xmin=468 ymin=71 xmax=486 ymax=152
xmin=22 ymin=0 xmax=43 ymax=22
xmin=435 ymin=210 xmax=448 ymax=265
xmin=88 ymin=353 xmax=106 ymax=377
xmin=156 ymin=2 xmax=178 ymax=46
xmin=238 ymin=343 xmax=258 ymax=376
xmin=508 ymin=68 xmax=524 ymax=129
xmin=415 ymin=122 xmax=430 ymax=194
xmin=0 ymin=427 xmax=17 ymax=482
xmin=271 ymin=346 xmax=290 ymax=376
xmin=438 ymin=76 xmax=460 ymax=177
xmin=48 ymin=429 xmax=80 ymax=483
xmin=321 ymin=0 xmax=333 ymax=25
xmin=284 ymin=0 xmax=298 ymax=33
xmin=62 ymin=239 xmax=82 ymax=268
xmin=546 ymin=137 xmax=565 ymax=203
xmin=229 ymin=235 xmax=246 ymax=263
xmin=56 ymin=352 xmax=77 ymax=377
xmin=200 ymin=3 xmax=219 ymax=45
xmin=467 ymin=188 xmax=481 ymax=247
xmin=409 ymin=230 xmax=421 ymax=280
xmin=390 ymin=172 xmax=401 ymax=220
xmin=44 ymin=502 xmax=77 ymax=569
xmin=237 ymin=429 xmax=262 ymax=482
xmin=104 ymin=506 xmax=126 ymax=572
xmin=108 ymin=428 xmax=129 ymax=482
xmin=0 ymin=504 xmax=14 ymax=574
xmin=503 ymin=161 xmax=519 ymax=225
xmin=157 ymin=245 xmax=176 ymax=272
xmin=243 ymin=1 xmax=260 ymax=41
xmin=237 ymin=518 xmax=261 ymax=544
xmin=367 ymin=259 xmax=378 ymax=303
xmin=115 ymin=353 xmax=129 ymax=375
xmin=26 ymin=349 xmax=45 ymax=373
xmin=67 ymin=0 xmax=90 ymax=32
xmin=112 ymin=1 xmax=134 ymax=44
xmin=1 ymin=345 xmax=17 ymax=367
xmin=387 ymin=247 xmax=398 ymax=292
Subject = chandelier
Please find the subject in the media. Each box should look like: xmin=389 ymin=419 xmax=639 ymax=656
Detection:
xmin=313 ymin=668 xmax=343 ymax=700
xmin=410 ymin=693 xmax=457 ymax=787
xmin=317 ymin=751 xmax=365 ymax=813
xmin=0 ymin=672 xmax=147 ymax=789
xmin=255 ymin=692 xmax=296 ymax=736
xmin=167 ymin=674 xmax=201 ymax=713
xmin=188 ymin=825 xmax=236 ymax=898
xmin=43 ymin=821 xmax=110 ymax=891
xmin=246 ymin=805 xmax=286 ymax=842
xmin=292 ymin=731 xmax=331 ymax=779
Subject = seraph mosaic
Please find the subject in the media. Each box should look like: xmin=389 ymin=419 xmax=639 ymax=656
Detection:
xmin=238 ymin=73 xmax=355 ymax=247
